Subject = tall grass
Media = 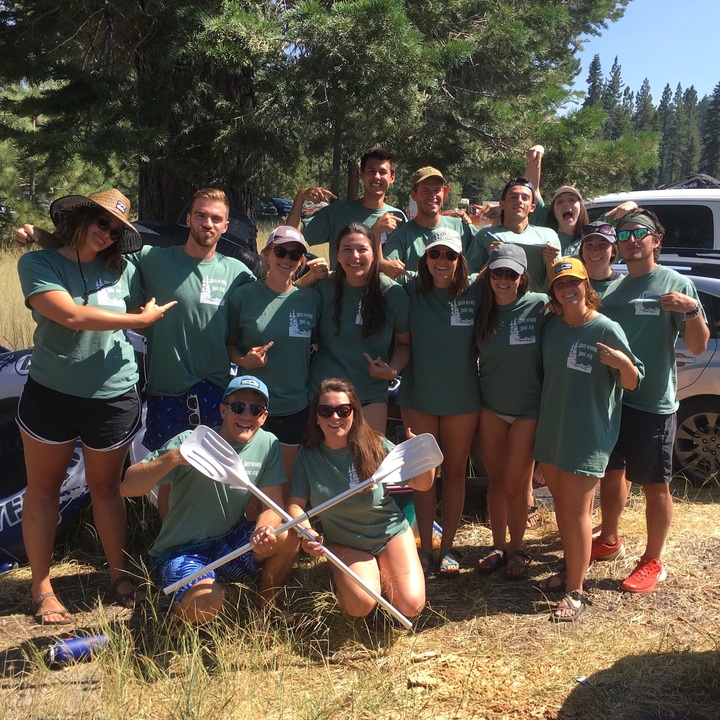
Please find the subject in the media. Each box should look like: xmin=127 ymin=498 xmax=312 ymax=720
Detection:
xmin=0 ymin=246 xmax=34 ymax=350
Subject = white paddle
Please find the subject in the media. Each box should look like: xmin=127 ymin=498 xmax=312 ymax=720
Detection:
xmin=164 ymin=427 xmax=432 ymax=628
xmin=169 ymin=428 xmax=442 ymax=589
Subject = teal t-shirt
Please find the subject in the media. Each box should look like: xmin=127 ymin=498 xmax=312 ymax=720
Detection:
xmin=534 ymin=314 xmax=644 ymax=477
xmin=383 ymin=216 xmax=479 ymax=272
xmin=302 ymin=199 xmax=407 ymax=266
xmin=147 ymin=427 xmax=285 ymax=556
xmin=289 ymin=438 xmax=408 ymax=554
xmin=310 ymin=275 xmax=410 ymax=404
xmin=477 ymin=290 xmax=549 ymax=418
xmin=17 ymin=249 xmax=140 ymax=399
xmin=396 ymin=274 xmax=481 ymax=415
xmin=591 ymin=271 xmax=623 ymax=299
xmin=227 ymin=280 xmax=321 ymax=415
xmin=466 ymin=224 xmax=561 ymax=292
xmin=128 ymin=245 xmax=255 ymax=396
xmin=530 ymin=198 xmax=580 ymax=255
xmin=601 ymin=265 xmax=702 ymax=414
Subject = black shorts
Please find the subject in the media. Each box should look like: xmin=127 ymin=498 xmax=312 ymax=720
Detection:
xmin=606 ymin=405 xmax=676 ymax=484
xmin=262 ymin=406 xmax=309 ymax=445
xmin=17 ymin=375 xmax=141 ymax=451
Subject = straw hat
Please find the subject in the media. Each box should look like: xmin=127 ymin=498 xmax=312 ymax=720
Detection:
xmin=50 ymin=189 xmax=142 ymax=253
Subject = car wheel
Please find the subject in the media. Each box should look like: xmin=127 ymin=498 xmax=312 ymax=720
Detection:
xmin=674 ymin=396 xmax=720 ymax=482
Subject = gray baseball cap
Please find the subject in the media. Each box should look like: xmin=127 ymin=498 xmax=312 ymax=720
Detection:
xmin=488 ymin=244 xmax=527 ymax=274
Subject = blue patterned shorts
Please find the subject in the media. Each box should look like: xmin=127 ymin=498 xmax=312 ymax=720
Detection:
xmin=153 ymin=521 xmax=263 ymax=601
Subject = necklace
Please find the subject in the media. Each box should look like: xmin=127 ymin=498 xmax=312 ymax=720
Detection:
xmin=562 ymin=308 xmax=592 ymax=327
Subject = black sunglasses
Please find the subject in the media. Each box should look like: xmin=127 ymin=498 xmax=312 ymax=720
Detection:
xmin=273 ymin=245 xmax=305 ymax=262
xmin=95 ymin=216 xmax=124 ymax=243
xmin=317 ymin=403 xmax=354 ymax=419
xmin=489 ymin=268 xmax=520 ymax=281
xmin=617 ymin=227 xmax=651 ymax=243
xmin=582 ymin=223 xmax=614 ymax=238
xmin=428 ymin=248 xmax=459 ymax=261
xmin=223 ymin=401 xmax=267 ymax=417
xmin=187 ymin=393 xmax=201 ymax=426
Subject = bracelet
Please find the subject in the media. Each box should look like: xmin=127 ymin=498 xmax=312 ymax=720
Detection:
xmin=685 ymin=302 xmax=702 ymax=320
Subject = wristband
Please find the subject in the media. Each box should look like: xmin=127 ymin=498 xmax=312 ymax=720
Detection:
xmin=685 ymin=302 xmax=702 ymax=320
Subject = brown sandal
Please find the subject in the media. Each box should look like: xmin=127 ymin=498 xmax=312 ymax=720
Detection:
xmin=526 ymin=506 xmax=542 ymax=530
xmin=32 ymin=591 xmax=72 ymax=626
xmin=108 ymin=575 xmax=144 ymax=609
xmin=476 ymin=547 xmax=507 ymax=575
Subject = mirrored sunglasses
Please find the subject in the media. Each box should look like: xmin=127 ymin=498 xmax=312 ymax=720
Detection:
xmin=617 ymin=227 xmax=651 ymax=242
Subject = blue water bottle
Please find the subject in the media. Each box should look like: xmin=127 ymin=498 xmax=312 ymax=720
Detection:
xmin=47 ymin=634 xmax=109 ymax=665
xmin=0 ymin=562 xmax=19 ymax=573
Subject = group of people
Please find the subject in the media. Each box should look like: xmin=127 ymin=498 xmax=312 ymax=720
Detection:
xmin=14 ymin=143 xmax=708 ymax=627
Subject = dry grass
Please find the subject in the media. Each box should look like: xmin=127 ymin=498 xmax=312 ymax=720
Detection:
xmin=1 ymin=489 xmax=719 ymax=720
xmin=0 ymin=247 xmax=34 ymax=350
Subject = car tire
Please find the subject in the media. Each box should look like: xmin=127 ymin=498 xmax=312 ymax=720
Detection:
xmin=674 ymin=395 xmax=720 ymax=482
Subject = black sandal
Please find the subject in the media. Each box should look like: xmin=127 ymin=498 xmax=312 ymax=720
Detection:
xmin=504 ymin=549 xmax=531 ymax=580
xmin=550 ymin=590 xmax=592 ymax=622
xmin=476 ymin=547 xmax=507 ymax=575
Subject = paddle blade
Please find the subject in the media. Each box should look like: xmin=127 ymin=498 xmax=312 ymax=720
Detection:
xmin=372 ymin=433 xmax=443 ymax=486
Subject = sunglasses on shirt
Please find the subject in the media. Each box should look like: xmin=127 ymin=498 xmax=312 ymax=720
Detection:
xmin=223 ymin=401 xmax=268 ymax=417
xmin=273 ymin=245 xmax=305 ymax=262
xmin=317 ymin=403 xmax=354 ymax=419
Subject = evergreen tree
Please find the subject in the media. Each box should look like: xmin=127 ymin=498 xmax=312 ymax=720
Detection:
xmin=700 ymin=82 xmax=720 ymax=178
xmin=678 ymin=86 xmax=701 ymax=179
xmin=584 ymin=54 xmax=604 ymax=106
xmin=634 ymin=79 xmax=658 ymax=132
xmin=657 ymin=84 xmax=675 ymax=184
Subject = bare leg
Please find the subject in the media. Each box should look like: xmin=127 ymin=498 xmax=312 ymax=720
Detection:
xmin=597 ymin=468 xmax=628 ymax=544
xmin=479 ymin=411 xmax=510 ymax=549
xmin=254 ymin=530 xmax=300 ymax=609
xmin=278 ymin=443 xmax=299 ymax=485
xmin=362 ymin=402 xmax=388 ymax=435
xmin=503 ymin=419 xmax=538 ymax=552
xmin=327 ymin=544 xmax=382 ymax=617
xmin=176 ymin=579 xmax=224 ymax=624
xmin=642 ymin=483 xmax=673 ymax=560
xmin=376 ymin=527 xmax=425 ymax=616
xmin=20 ymin=430 xmax=76 ymax=622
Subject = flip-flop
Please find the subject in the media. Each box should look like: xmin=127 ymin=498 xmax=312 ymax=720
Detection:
xmin=32 ymin=591 xmax=72 ymax=626
xmin=438 ymin=551 xmax=460 ymax=577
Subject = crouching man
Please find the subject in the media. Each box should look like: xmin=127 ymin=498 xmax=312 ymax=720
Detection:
xmin=122 ymin=375 xmax=298 ymax=623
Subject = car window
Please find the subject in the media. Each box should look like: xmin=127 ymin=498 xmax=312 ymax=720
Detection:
xmin=589 ymin=204 xmax=714 ymax=249
xmin=698 ymin=290 xmax=720 ymax=339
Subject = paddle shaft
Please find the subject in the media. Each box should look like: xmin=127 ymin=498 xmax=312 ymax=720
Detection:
xmin=163 ymin=465 xmax=413 ymax=629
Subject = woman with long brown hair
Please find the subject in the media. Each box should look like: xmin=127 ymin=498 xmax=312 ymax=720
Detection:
xmin=287 ymin=378 xmax=433 ymax=619
xmin=308 ymin=222 xmax=410 ymax=433
xmin=16 ymin=189 xmax=175 ymax=624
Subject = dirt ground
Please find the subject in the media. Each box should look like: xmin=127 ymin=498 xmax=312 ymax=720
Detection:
xmin=1 ymin=488 xmax=720 ymax=720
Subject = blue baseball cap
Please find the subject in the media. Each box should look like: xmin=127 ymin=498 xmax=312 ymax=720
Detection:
xmin=223 ymin=375 xmax=270 ymax=406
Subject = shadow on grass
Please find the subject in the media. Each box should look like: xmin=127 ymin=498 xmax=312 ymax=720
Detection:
xmin=558 ymin=650 xmax=720 ymax=720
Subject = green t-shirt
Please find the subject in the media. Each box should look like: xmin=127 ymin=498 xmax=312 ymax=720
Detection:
xmin=227 ymin=280 xmax=321 ymax=415
xmin=601 ymin=265 xmax=702 ymax=414
xmin=477 ymin=291 xmax=549 ymax=418
xmin=128 ymin=245 xmax=256 ymax=396
xmin=467 ymin=224 xmax=561 ymax=293
xmin=147 ymin=427 xmax=285 ymax=556
xmin=310 ymin=275 xmax=410 ymax=404
xmin=302 ymin=199 xmax=407 ymax=266
xmin=396 ymin=274 xmax=482 ymax=415
xmin=591 ymin=272 xmax=623 ymax=299
xmin=289 ymin=439 xmax=408 ymax=554
xmin=383 ymin=216 xmax=479 ymax=272
xmin=530 ymin=199 xmax=580 ymax=255
xmin=534 ymin=314 xmax=644 ymax=477
xmin=17 ymin=249 xmax=141 ymax=399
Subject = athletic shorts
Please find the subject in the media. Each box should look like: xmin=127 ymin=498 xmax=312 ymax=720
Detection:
xmin=262 ymin=406 xmax=309 ymax=445
xmin=606 ymin=405 xmax=676 ymax=484
xmin=152 ymin=521 xmax=263 ymax=602
xmin=16 ymin=375 xmax=141 ymax=451
xmin=143 ymin=380 xmax=224 ymax=451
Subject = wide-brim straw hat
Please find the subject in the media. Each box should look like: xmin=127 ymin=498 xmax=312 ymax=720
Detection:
xmin=50 ymin=189 xmax=142 ymax=254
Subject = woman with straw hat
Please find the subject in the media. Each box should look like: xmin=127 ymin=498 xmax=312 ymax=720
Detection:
xmin=16 ymin=189 xmax=176 ymax=624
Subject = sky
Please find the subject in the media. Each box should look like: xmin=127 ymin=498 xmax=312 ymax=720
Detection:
xmin=571 ymin=0 xmax=718 ymax=108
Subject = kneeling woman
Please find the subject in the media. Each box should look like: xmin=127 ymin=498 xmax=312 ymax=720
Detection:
xmin=287 ymin=378 xmax=434 ymax=619
xmin=534 ymin=258 xmax=642 ymax=621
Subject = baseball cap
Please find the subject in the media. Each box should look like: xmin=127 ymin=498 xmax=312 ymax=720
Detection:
xmin=425 ymin=227 xmax=462 ymax=254
xmin=501 ymin=177 xmax=536 ymax=203
xmin=488 ymin=244 xmax=527 ymax=274
xmin=549 ymin=257 xmax=588 ymax=286
xmin=411 ymin=166 xmax=447 ymax=188
xmin=581 ymin=220 xmax=617 ymax=244
xmin=551 ymin=186 xmax=584 ymax=204
xmin=266 ymin=225 xmax=308 ymax=249
xmin=223 ymin=375 xmax=270 ymax=406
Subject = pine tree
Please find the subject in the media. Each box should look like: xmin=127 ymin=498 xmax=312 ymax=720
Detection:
xmin=634 ymin=79 xmax=658 ymax=131
xmin=700 ymin=82 xmax=720 ymax=177
xmin=657 ymin=84 xmax=675 ymax=184
xmin=584 ymin=55 xmax=604 ymax=106
xmin=678 ymin=87 xmax=701 ymax=178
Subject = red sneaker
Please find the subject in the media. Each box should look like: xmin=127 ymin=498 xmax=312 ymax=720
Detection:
xmin=590 ymin=535 xmax=625 ymax=561
xmin=620 ymin=558 xmax=667 ymax=594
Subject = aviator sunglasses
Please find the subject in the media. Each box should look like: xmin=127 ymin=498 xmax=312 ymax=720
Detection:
xmin=489 ymin=268 xmax=520 ymax=281
xmin=427 ymin=248 xmax=459 ymax=261
xmin=95 ymin=216 xmax=124 ymax=243
xmin=617 ymin=227 xmax=652 ymax=243
xmin=317 ymin=403 xmax=354 ymax=419
xmin=223 ymin=401 xmax=267 ymax=417
xmin=273 ymin=245 xmax=305 ymax=262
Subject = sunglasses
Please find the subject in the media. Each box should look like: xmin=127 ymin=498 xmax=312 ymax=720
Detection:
xmin=223 ymin=401 xmax=267 ymax=417
xmin=489 ymin=268 xmax=520 ymax=281
xmin=187 ymin=393 xmax=201 ymax=427
xmin=95 ymin=216 xmax=124 ymax=243
xmin=617 ymin=227 xmax=652 ymax=242
xmin=582 ymin=223 xmax=614 ymax=238
xmin=317 ymin=403 xmax=354 ymax=419
xmin=427 ymin=248 xmax=459 ymax=261
xmin=273 ymin=245 xmax=305 ymax=262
